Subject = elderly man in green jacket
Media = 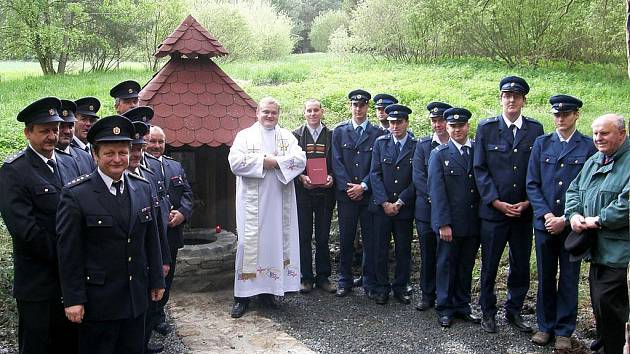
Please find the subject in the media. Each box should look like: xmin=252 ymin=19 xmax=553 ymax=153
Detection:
xmin=565 ymin=113 xmax=630 ymax=354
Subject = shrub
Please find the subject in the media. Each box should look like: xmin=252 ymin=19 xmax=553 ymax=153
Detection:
xmin=189 ymin=0 xmax=296 ymax=61
xmin=309 ymin=10 xmax=347 ymax=52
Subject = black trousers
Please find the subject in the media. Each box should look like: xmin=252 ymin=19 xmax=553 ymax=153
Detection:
xmin=156 ymin=247 xmax=179 ymax=323
xmin=297 ymin=193 xmax=334 ymax=284
xmin=79 ymin=314 xmax=145 ymax=354
xmin=373 ymin=215 xmax=413 ymax=295
xmin=416 ymin=220 xmax=437 ymax=302
xmin=17 ymin=298 xmax=78 ymax=354
xmin=589 ymin=263 xmax=629 ymax=354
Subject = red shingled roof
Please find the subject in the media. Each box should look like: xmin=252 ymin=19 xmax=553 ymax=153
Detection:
xmin=154 ymin=15 xmax=228 ymax=58
xmin=140 ymin=57 xmax=257 ymax=147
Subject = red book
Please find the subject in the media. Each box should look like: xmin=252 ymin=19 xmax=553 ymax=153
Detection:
xmin=306 ymin=158 xmax=327 ymax=186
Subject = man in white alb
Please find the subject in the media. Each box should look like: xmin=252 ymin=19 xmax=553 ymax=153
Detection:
xmin=228 ymin=97 xmax=306 ymax=318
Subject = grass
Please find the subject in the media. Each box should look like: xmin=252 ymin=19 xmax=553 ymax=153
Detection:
xmin=0 ymin=53 xmax=627 ymax=347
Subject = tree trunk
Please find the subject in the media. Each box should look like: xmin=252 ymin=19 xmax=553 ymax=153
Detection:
xmin=626 ymin=0 xmax=630 ymax=79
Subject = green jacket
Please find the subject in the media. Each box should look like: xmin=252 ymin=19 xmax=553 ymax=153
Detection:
xmin=565 ymin=138 xmax=630 ymax=268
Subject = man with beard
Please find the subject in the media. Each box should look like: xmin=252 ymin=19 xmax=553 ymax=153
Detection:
xmin=412 ymin=101 xmax=451 ymax=311
xmin=56 ymin=99 xmax=95 ymax=175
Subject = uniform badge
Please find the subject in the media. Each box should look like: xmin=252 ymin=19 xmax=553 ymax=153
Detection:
xmin=357 ymin=94 xmax=362 ymax=99
xmin=510 ymin=82 xmax=515 ymax=87
xmin=89 ymin=105 xmax=94 ymax=111
xmin=62 ymin=110 xmax=68 ymax=117
xmin=128 ymin=88 xmax=133 ymax=94
xmin=433 ymin=107 xmax=438 ymax=112
xmin=113 ymin=127 xmax=121 ymax=135
xmin=392 ymin=111 xmax=398 ymax=115
xmin=134 ymin=133 xmax=140 ymax=139
xmin=48 ymin=109 xmax=55 ymax=116
xmin=454 ymin=114 xmax=459 ymax=120
xmin=142 ymin=116 xmax=147 ymax=122
xmin=558 ymin=103 xmax=563 ymax=108
xmin=444 ymin=160 xmax=449 ymax=166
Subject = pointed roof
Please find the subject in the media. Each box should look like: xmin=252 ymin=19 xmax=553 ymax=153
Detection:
xmin=139 ymin=57 xmax=257 ymax=147
xmin=154 ymin=15 xmax=229 ymax=58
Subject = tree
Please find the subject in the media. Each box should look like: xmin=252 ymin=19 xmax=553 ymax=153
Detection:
xmin=309 ymin=9 xmax=347 ymax=52
xmin=271 ymin=0 xmax=341 ymax=52
xmin=138 ymin=0 xmax=186 ymax=71
xmin=0 ymin=0 xmax=85 ymax=75
xmin=627 ymin=0 xmax=630 ymax=78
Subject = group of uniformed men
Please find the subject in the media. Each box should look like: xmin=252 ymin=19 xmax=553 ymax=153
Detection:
xmin=0 ymin=80 xmax=193 ymax=354
xmin=293 ymin=75 xmax=625 ymax=352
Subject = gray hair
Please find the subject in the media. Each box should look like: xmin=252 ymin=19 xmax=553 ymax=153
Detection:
xmin=150 ymin=125 xmax=165 ymax=137
xmin=258 ymin=97 xmax=281 ymax=111
xmin=592 ymin=114 xmax=626 ymax=131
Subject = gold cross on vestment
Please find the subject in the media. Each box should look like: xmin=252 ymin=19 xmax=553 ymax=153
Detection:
xmin=278 ymin=138 xmax=289 ymax=153
xmin=247 ymin=144 xmax=260 ymax=154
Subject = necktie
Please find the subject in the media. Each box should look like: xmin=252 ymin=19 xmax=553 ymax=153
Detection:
xmin=510 ymin=124 xmax=518 ymax=137
xmin=84 ymin=145 xmax=90 ymax=153
xmin=604 ymin=155 xmax=613 ymax=165
xmin=112 ymin=180 xmax=123 ymax=200
xmin=393 ymin=141 xmax=401 ymax=161
xmin=462 ymin=145 xmax=470 ymax=166
xmin=47 ymin=160 xmax=61 ymax=184
xmin=356 ymin=126 xmax=363 ymax=140
xmin=560 ymin=141 xmax=568 ymax=155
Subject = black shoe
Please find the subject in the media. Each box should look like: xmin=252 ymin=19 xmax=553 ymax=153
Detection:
xmin=230 ymin=301 xmax=248 ymax=318
xmin=336 ymin=287 xmax=352 ymax=297
xmin=404 ymin=284 xmax=413 ymax=296
xmin=154 ymin=322 xmax=171 ymax=335
xmin=590 ymin=338 xmax=603 ymax=351
xmin=316 ymin=280 xmax=336 ymax=293
xmin=353 ymin=277 xmax=363 ymax=288
xmin=146 ymin=343 xmax=164 ymax=353
xmin=454 ymin=312 xmax=481 ymax=324
xmin=393 ymin=292 xmax=411 ymax=304
xmin=505 ymin=313 xmax=532 ymax=333
xmin=438 ymin=315 xmax=453 ymax=327
xmin=415 ymin=300 xmax=434 ymax=311
xmin=375 ymin=293 xmax=388 ymax=305
xmin=481 ymin=314 xmax=496 ymax=333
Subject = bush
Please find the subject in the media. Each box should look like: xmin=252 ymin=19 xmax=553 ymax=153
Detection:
xmin=189 ymin=0 xmax=296 ymax=61
xmin=309 ymin=10 xmax=347 ymax=52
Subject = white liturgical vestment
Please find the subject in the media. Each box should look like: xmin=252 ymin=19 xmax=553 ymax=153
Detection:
xmin=228 ymin=121 xmax=306 ymax=297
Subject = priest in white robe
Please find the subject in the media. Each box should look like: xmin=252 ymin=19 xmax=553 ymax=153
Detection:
xmin=228 ymin=97 xmax=306 ymax=318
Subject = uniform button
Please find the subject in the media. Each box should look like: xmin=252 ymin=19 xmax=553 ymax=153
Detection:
xmin=98 ymin=220 xmax=102 ymax=225
xmin=394 ymin=180 xmax=398 ymax=184
xmin=393 ymin=193 xmax=398 ymax=197
xmin=128 ymin=257 xmax=132 ymax=262
xmin=450 ymin=170 xmax=454 ymax=174
xmin=355 ymin=163 xmax=359 ymax=167
xmin=129 ymin=275 xmax=133 ymax=281
xmin=145 ymin=215 xmax=149 ymax=220
xmin=513 ymin=148 xmax=518 ymax=152
xmin=513 ymin=166 xmax=517 ymax=170
xmin=343 ymin=144 xmax=347 ymax=147
xmin=556 ymin=199 xmax=561 ymax=204
xmin=513 ymin=184 xmax=517 ymax=188
xmin=468 ymin=174 xmax=472 ymax=178
xmin=470 ymin=204 xmax=474 ymax=208
xmin=494 ymin=146 xmax=498 ymax=150
xmin=127 ymin=238 xmax=131 ymax=243
xmin=356 ymin=151 xmax=360 ymax=155
xmin=86 ymin=276 xmax=90 ymax=280
xmin=558 ymin=181 xmax=563 ymax=186
xmin=44 ymin=188 xmax=49 ymax=192
xmin=396 ymin=166 xmax=400 ymax=170
xmin=560 ymin=163 xmax=564 ymax=168
xmin=545 ymin=158 xmax=549 ymax=162
xmin=383 ymin=159 xmax=386 ymax=162
xmin=470 ymin=189 xmax=475 ymax=193
xmin=167 ymin=194 xmax=170 ymax=199
xmin=574 ymin=160 xmax=578 ymax=163
xmin=354 ymin=177 xmax=359 ymax=181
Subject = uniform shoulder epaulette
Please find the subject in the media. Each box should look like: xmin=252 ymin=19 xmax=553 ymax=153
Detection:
xmin=139 ymin=164 xmax=155 ymax=175
xmin=65 ymin=174 xmax=91 ymax=188
xmin=409 ymin=136 xmax=418 ymax=142
xmin=55 ymin=148 xmax=71 ymax=156
xmin=478 ymin=117 xmax=499 ymax=126
xmin=333 ymin=120 xmax=350 ymax=130
xmin=128 ymin=172 xmax=149 ymax=183
xmin=162 ymin=155 xmax=174 ymax=160
xmin=145 ymin=153 xmax=160 ymax=161
xmin=375 ymin=134 xmax=391 ymax=142
xmin=3 ymin=149 xmax=25 ymax=164
xmin=524 ymin=116 xmax=543 ymax=126
xmin=436 ymin=144 xmax=449 ymax=152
